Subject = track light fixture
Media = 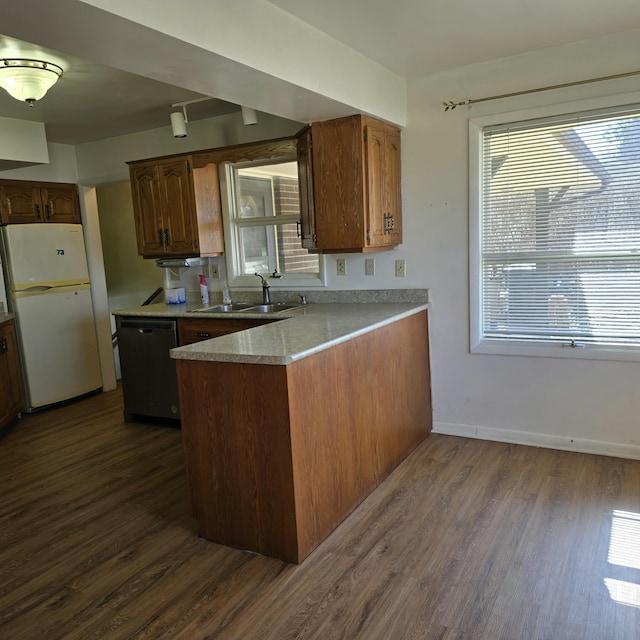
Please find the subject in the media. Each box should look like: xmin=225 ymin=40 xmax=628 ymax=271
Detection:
xmin=241 ymin=106 xmax=258 ymax=126
xmin=0 ymin=58 xmax=63 ymax=107
xmin=170 ymin=107 xmax=188 ymax=138
xmin=169 ymin=97 xmax=214 ymax=138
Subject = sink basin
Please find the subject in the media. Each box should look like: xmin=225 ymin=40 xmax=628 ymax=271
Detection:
xmin=244 ymin=303 xmax=301 ymax=313
xmin=189 ymin=303 xmax=256 ymax=313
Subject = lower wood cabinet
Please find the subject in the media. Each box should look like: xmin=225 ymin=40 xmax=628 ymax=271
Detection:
xmin=0 ymin=319 xmax=23 ymax=430
xmin=176 ymin=310 xmax=432 ymax=563
xmin=177 ymin=317 xmax=277 ymax=345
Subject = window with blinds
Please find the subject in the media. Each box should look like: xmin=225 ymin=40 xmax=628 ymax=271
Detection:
xmin=479 ymin=106 xmax=640 ymax=348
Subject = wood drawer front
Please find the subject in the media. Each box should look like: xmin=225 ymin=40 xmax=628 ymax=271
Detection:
xmin=177 ymin=317 xmax=275 ymax=345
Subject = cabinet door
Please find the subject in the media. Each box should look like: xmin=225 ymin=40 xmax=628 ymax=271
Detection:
xmin=383 ymin=129 xmax=402 ymax=246
xmin=0 ymin=182 xmax=43 ymax=224
xmin=130 ymin=164 xmax=165 ymax=256
xmin=365 ymin=125 xmax=402 ymax=247
xmin=158 ymin=159 xmax=197 ymax=255
xmin=296 ymin=128 xmax=317 ymax=249
xmin=40 ymin=185 xmax=81 ymax=224
xmin=311 ymin=116 xmax=366 ymax=250
xmin=0 ymin=322 xmax=23 ymax=428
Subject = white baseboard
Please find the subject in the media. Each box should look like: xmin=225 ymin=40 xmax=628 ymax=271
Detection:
xmin=432 ymin=422 xmax=640 ymax=461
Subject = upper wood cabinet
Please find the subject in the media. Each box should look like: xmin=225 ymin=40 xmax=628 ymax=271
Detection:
xmin=299 ymin=114 xmax=402 ymax=253
xmin=128 ymin=155 xmax=224 ymax=258
xmin=0 ymin=180 xmax=81 ymax=225
xmin=0 ymin=319 xmax=23 ymax=430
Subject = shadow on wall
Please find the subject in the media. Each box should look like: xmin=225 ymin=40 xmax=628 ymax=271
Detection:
xmin=96 ymin=181 xmax=163 ymax=378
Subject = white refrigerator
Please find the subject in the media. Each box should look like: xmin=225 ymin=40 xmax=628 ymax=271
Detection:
xmin=0 ymin=223 xmax=102 ymax=411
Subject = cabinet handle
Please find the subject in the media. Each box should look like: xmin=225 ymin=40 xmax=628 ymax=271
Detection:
xmin=164 ymin=228 xmax=170 ymax=246
xmin=158 ymin=229 xmax=164 ymax=246
xmin=34 ymin=204 xmax=41 ymax=219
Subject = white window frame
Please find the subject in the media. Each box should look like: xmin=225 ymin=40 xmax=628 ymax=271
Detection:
xmin=220 ymin=159 xmax=326 ymax=290
xmin=470 ymin=96 xmax=640 ymax=363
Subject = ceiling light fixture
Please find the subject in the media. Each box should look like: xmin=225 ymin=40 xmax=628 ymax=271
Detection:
xmin=0 ymin=58 xmax=63 ymax=107
xmin=241 ymin=106 xmax=258 ymax=126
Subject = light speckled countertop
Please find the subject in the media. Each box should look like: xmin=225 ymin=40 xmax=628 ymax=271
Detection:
xmin=114 ymin=301 xmax=429 ymax=365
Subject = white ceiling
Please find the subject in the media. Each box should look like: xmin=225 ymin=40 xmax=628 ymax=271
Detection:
xmin=3 ymin=1 xmax=640 ymax=145
xmin=267 ymin=0 xmax=640 ymax=79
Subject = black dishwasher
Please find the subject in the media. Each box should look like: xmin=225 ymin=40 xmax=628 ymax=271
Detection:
xmin=116 ymin=317 xmax=180 ymax=422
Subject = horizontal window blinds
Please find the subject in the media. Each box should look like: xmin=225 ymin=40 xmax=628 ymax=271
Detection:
xmin=481 ymin=107 xmax=640 ymax=346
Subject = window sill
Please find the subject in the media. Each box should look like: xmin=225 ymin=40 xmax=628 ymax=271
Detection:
xmin=471 ymin=338 xmax=640 ymax=362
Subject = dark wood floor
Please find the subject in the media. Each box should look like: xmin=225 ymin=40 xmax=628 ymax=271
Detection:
xmin=1 ymin=387 xmax=639 ymax=639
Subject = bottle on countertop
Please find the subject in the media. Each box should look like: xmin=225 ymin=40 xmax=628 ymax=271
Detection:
xmin=199 ymin=274 xmax=209 ymax=305
xmin=222 ymin=281 xmax=232 ymax=304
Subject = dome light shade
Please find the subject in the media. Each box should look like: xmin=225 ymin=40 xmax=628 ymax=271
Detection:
xmin=0 ymin=58 xmax=63 ymax=107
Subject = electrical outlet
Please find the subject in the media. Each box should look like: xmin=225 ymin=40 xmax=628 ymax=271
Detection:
xmin=365 ymin=258 xmax=375 ymax=276
xmin=209 ymin=263 xmax=219 ymax=278
xmin=395 ymin=259 xmax=406 ymax=277
xmin=336 ymin=258 xmax=347 ymax=276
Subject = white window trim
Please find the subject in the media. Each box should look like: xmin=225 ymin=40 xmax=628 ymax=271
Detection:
xmin=469 ymin=92 xmax=640 ymax=363
xmin=220 ymin=163 xmax=327 ymax=290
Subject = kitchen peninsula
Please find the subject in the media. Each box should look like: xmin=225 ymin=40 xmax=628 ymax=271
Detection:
xmin=115 ymin=298 xmax=431 ymax=563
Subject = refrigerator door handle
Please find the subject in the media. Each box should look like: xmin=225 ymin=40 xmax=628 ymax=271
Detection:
xmin=22 ymin=285 xmax=53 ymax=293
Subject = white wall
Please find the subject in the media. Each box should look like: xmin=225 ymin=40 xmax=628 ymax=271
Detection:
xmin=404 ymin=30 xmax=640 ymax=458
xmin=75 ymin=111 xmax=304 ymax=185
xmin=0 ymin=143 xmax=78 ymax=182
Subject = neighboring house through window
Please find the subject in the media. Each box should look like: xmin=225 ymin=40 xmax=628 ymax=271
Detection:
xmin=221 ymin=159 xmax=322 ymax=288
xmin=470 ymin=104 xmax=640 ymax=360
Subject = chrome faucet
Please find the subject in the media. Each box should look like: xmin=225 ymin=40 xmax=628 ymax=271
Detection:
xmin=255 ymin=270 xmax=281 ymax=304
xmin=255 ymin=273 xmax=271 ymax=304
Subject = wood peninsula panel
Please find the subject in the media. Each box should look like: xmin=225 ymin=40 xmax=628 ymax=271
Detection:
xmin=176 ymin=310 xmax=431 ymax=563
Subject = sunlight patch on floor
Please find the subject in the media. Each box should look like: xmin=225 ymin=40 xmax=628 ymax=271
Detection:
xmin=604 ymin=578 xmax=640 ymax=609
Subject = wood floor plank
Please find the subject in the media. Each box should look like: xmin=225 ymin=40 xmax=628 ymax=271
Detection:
xmin=1 ymin=387 xmax=639 ymax=639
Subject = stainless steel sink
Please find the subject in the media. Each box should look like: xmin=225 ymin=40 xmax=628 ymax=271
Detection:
xmin=188 ymin=302 xmax=301 ymax=314
xmin=189 ymin=303 xmax=256 ymax=313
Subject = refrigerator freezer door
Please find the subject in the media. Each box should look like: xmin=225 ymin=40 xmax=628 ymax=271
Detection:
xmin=12 ymin=285 xmax=102 ymax=409
xmin=2 ymin=223 xmax=90 ymax=290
